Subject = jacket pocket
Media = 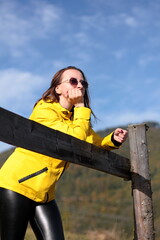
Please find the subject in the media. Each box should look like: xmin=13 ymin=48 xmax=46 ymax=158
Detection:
xmin=18 ymin=167 xmax=48 ymax=183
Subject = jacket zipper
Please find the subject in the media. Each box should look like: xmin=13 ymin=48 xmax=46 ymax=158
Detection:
xmin=18 ymin=167 xmax=48 ymax=183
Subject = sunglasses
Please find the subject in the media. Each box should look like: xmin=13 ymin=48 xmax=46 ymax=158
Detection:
xmin=61 ymin=77 xmax=88 ymax=89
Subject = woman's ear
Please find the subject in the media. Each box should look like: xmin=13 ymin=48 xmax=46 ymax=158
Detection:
xmin=55 ymin=85 xmax=61 ymax=94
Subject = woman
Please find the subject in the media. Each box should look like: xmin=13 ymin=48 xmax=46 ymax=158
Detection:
xmin=0 ymin=66 xmax=128 ymax=240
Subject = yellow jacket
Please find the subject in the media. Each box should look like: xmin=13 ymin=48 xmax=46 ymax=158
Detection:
xmin=0 ymin=100 xmax=119 ymax=203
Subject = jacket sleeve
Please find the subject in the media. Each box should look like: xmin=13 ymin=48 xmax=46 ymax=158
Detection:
xmin=86 ymin=128 xmax=120 ymax=150
xmin=29 ymin=103 xmax=91 ymax=141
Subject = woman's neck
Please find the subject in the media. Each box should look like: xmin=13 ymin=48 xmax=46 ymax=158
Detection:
xmin=59 ymin=100 xmax=73 ymax=111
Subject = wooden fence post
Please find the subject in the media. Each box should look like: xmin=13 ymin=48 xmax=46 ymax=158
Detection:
xmin=128 ymin=124 xmax=154 ymax=240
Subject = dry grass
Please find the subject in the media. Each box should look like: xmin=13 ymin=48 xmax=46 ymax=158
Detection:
xmin=25 ymin=227 xmax=129 ymax=240
xmin=87 ymin=230 xmax=121 ymax=240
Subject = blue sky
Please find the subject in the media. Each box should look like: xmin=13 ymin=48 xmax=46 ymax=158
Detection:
xmin=0 ymin=0 xmax=160 ymax=151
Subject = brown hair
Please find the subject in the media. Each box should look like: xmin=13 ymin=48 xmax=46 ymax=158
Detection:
xmin=36 ymin=66 xmax=96 ymax=118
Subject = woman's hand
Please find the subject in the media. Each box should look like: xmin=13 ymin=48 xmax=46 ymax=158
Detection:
xmin=68 ymin=89 xmax=85 ymax=107
xmin=113 ymin=128 xmax=128 ymax=143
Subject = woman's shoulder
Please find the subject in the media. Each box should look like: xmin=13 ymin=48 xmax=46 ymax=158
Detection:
xmin=29 ymin=100 xmax=59 ymax=118
xmin=35 ymin=99 xmax=59 ymax=110
xmin=33 ymin=100 xmax=71 ymax=117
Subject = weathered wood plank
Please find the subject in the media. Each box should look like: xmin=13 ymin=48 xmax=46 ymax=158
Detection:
xmin=0 ymin=107 xmax=131 ymax=179
xmin=128 ymin=124 xmax=154 ymax=240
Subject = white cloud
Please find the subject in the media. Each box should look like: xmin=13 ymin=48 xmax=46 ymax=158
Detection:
xmin=0 ymin=68 xmax=46 ymax=114
xmin=106 ymin=2 xmax=160 ymax=31
xmin=124 ymin=16 xmax=137 ymax=27
xmin=138 ymin=55 xmax=160 ymax=67
xmin=94 ymin=110 xmax=160 ymax=131
xmin=33 ymin=1 xmax=62 ymax=33
xmin=112 ymin=48 xmax=127 ymax=59
xmin=80 ymin=13 xmax=107 ymax=32
xmin=108 ymin=13 xmax=138 ymax=28
xmin=75 ymin=32 xmax=89 ymax=45
xmin=0 ymin=0 xmax=62 ymax=57
xmin=132 ymin=5 xmax=159 ymax=28
xmin=52 ymin=60 xmax=67 ymax=69
xmin=79 ymin=11 xmax=138 ymax=33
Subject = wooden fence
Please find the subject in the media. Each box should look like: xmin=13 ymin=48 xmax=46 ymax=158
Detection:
xmin=0 ymin=107 xmax=155 ymax=240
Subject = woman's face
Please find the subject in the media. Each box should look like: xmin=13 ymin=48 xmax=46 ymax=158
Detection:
xmin=55 ymin=69 xmax=86 ymax=107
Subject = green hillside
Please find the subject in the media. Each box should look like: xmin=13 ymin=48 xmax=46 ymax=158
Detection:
xmin=0 ymin=122 xmax=160 ymax=239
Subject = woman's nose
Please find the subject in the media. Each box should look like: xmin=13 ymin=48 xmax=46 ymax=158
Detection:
xmin=77 ymin=81 xmax=83 ymax=89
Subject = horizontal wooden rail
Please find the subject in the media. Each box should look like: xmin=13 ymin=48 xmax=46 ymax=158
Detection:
xmin=0 ymin=107 xmax=131 ymax=180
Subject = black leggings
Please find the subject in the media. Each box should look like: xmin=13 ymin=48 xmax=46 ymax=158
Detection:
xmin=0 ymin=188 xmax=65 ymax=240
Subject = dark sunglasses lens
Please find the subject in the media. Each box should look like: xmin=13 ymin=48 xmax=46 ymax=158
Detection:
xmin=81 ymin=81 xmax=88 ymax=88
xmin=70 ymin=78 xmax=78 ymax=85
